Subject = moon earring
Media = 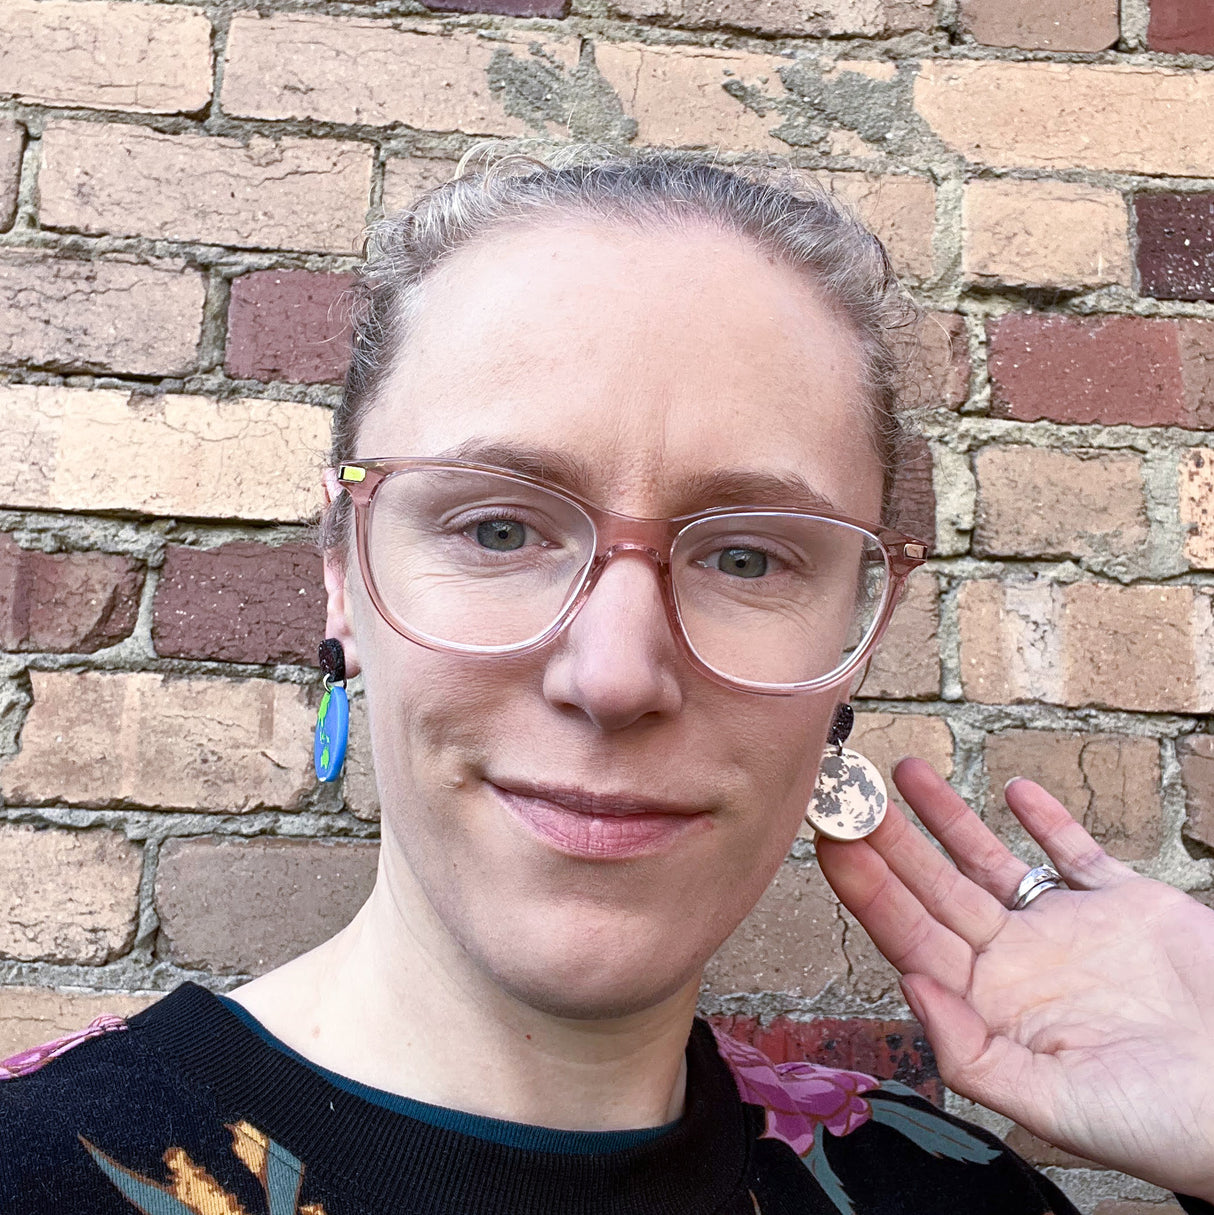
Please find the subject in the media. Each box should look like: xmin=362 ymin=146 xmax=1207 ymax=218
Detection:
xmin=313 ymin=638 xmax=349 ymax=783
xmin=804 ymin=704 xmax=887 ymax=842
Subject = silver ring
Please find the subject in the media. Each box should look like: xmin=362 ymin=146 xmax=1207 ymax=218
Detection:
xmin=1010 ymin=864 xmax=1066 ymax=911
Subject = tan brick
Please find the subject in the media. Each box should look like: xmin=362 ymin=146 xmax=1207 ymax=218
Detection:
xmin=223 ymin=14 xmax=573 ymax=135
xmin=39 ymin=121 xmax=372 ymax=254
xmin=963 ymin=179 xmax=1131 ymax=289
xmin=1180 ymin=449 xmax=1214 ymax=569
xmin=0 ymin=825 xmax=141 ymax=964
xmin=984 ymin=730 xmax=1162 ymax=861
xmin=1004 ymin=1124 xmax=1105 ymax=1169
xmin=959 ymin=0 xmax=1118 ymax=50
xmin=0 ymin=0 xmax=211 ymax=114
xmin=607 ymin=0 xmax=930 ymax=36
xmin=0 ymin=119 xmax=23 ymax=232
xmin=1092 ymin=1203 xmax=1185 ymax=1215
xmin=342 ymin=696 xmax=379 ymax=822
xmin=0 ymin=252 xmax=204 ymax=376
xmin=703 ymin=861 xmax=845 ymax=997
xmin=915 ymin=62 xmax=1214 ymax=177
xmin=903 ymin=312 xmax=969 ymax=410
xmin=595 ymin=42 xmax=786 ymax=151
xmin=0 ymin=384 xmax=326 ymax=524
xmin=824 ymin=172 xmax=936 ymax=283
xmin=959 ymin=580 xmax=1214 ymax=712
xmin=382 ymin=156 xmax=458 ymax=213
xmin=973 ymin=447 xmax=1147 ymax=561
xmin=1179 ymin=735 xmax=1214 ymax=850
xmin=858 ymin=572 xmax=940 ymax=699
xmin=1 ymin=670 xmax=314 ymax=812
xmin=0 ymin=987 xmax=158 ymax=1062
xmin=155 ymin=837 xmax=379 ymax=973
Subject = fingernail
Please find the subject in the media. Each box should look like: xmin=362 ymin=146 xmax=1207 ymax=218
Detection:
xmin=1003 ymin=777 xmax=1023 ymax=793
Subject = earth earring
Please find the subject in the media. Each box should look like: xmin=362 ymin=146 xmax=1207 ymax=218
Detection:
xmin=803 ymin=703 xmax=887 ymax=842
xmin=313 ymin=638 xmax=349 ymax=783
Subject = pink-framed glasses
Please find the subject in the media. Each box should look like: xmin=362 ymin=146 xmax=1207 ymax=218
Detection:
xmin=329 ymin=458 xmax=928 ymax=696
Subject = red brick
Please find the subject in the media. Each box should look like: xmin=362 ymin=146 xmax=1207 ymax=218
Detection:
xmin=225 ymin=271 xmax=354 ymax=385
xmin=0 ymin=119 xmax=23 ymax=232
xmin=987 ymin=314 xmax=1214 ymax=428
xmin=425 ymin=0 xmax=569 ymax=12
xmin=959 ymin=0 xmax=1118 ymax=50
xmin=888 ymin=435 xmax=935 ymax=547
xmin=1179 ymin=735 xmax=1214 ymax=849
xmin=152 ymin=542 xmax=325 ymax=666
xmin=1148 ymin=0 xmax=1214 ymax=53
xmin=0 ymin=252 xmax=204 ymax=377
xmin=155 ymin=837 xmax=379 ymax=974
xmin=0 ymin=534 xmax=143 ymax=653
xmin=905 ymin=312 xmax=969 ymax=410
xmin=710 ymin=1015 xmax=943 ymax=1105
xmin=1136 ymin=194 xmax=1214 ymax=302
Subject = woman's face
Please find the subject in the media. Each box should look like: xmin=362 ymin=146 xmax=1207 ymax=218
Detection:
xmin=328 ymin=218 xmax=884 ymax=1020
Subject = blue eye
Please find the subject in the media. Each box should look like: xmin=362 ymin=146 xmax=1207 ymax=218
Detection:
xmin=475 ymin=520 xmax=528 ymax=551
xmin=714 ymin=548 xmax=768 ymax=578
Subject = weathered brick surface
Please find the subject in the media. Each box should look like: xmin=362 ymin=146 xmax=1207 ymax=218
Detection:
xmin=958 ymin=580 xmax=1214 ymax=712
xmin=959 ymin=0 xmax=1119 ymax=50
xmin=984 ymin=730 xmax=1162 ymax=860
xmin=0 ymin=534 xmax=143 ymax=653
xmin=1136 ymin=193 xmax=1214 ymax=302
xmin=1 ymin=670 xmax=314 ymax=812
xmin=1092 ymin=1203 xmax=1184 ymax=1215
xmin=0 ymin=0 xmax=211 ymax=114
xmin=0 ymin=988 xmax=158 ymax=1061
xmin=962 ymin=180 xmax=1131 ymax=289
xmin=0 ymin=385 xmax=327 ymax=524
xmin=39 ymin=121 xmax=372 ymax=254
xmin=914 ymin=62 xmax=1214 ymax=177
xmin=906 ymin=312 xmax=970 ymax=410
xmin=422 ymin=0 xmax=569 ymax=14
xmin=0 ymin=252 xmax=204 ymax=376
xmin=1147 ymin=0 xmax=1214 ymax=53
xmin=153 ymin=542 xmax=326 ymax=665
xmin=859 ymin=572 xmax=940 ymax=700
xmin=609 ymin=0 xmax=932 ymax=35
xmin=987 ymin=314 xmax=1214 ymax=429
xmin=0 ymin=119 xmax=23 ymax=232
xmin=223 ymin=15 xmax=574 ymax=134
xmin=155 ymin=837 xmax=379 ymax=974
xmin=0 ymin=825 xmax=142 ymax=964
xmin=824 ymin=172 xmax=936 ymax=283
xmin=1181 ymin=449 xmax=1214 ymax=569
xmin=225 ymin=271 xmax=355 ymax=385
xmin=1179 ymin=735 xmax=1214 ymax=850
xmin=342 ymin=696 xmax=380 ymax=821
xmin=888 ymin=435 xmax=935 ymax=547
xmin=1003 ymin=1124 xmax=1105 ymax=1170
xmin=703 ymin=861 xmax=845 ymax=997
xmin=381 ymin=156 xmax=458 ymax=212
xmin=973 ymin=447 xmax=1148 ymax=561
xmin=710 ymin=1015 xmax=942 ymax=1104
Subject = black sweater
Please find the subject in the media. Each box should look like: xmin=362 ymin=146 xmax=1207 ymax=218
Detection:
xmin=0 ymin=983 xmax=1206 ymax=1215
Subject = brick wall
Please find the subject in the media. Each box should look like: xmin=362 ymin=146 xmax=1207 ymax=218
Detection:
xmin=1 ymin=2 xmax=1211 ymax=1209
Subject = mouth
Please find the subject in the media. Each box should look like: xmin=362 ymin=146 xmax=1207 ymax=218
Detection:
xmin=487 ymin=779 xmax=712 ymax=860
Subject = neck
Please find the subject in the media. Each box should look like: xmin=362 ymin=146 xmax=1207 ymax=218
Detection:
xmin=229 ymin=856 xmax=698 ymax=1134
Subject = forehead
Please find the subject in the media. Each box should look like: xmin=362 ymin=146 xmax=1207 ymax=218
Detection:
xmin=359 ymin=218 xmax=883 ymax=520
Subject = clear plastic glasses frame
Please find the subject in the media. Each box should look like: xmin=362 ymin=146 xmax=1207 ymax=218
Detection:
xmin=329 ymin=458 xmax=929 ymax=697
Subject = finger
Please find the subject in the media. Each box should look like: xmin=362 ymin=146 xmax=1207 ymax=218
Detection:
xmin=861 ymin=798 xmax=1010 ymax=951
xmin=816 ymin=827 xmax=973 ymax=990
xmin=1003 ymin=778 xmax=1136 ymax=890
xmin=893 ymin=757 xmax=1028 ymax=905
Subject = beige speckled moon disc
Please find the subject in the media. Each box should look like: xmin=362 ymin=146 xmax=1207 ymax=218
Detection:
xmin=804 ymin=749 xmax=887 ymax=842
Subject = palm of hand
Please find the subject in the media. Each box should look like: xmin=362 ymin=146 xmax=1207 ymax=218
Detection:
xmin=816 ymin=760 xmax=1214 ymax=1200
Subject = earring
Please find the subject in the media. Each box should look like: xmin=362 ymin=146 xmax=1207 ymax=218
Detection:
xmin=314 ymin=638 xmax=349 ymax=783
xmin=803 ymin=704 xmax=887 ymax=842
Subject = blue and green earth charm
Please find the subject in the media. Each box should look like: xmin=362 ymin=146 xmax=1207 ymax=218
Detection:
xmin=314 ymin=637 xmax=349 ymax=782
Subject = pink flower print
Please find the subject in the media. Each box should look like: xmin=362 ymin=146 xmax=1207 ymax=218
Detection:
xmin=0 ymin=1014 xmax=127 ymax=1080
xmin=712 ymin=1027 xmax=878 ymax=1157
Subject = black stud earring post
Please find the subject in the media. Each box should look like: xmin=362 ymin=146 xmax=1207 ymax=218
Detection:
xmin=828 ymin=703 xmax=854 ymax=751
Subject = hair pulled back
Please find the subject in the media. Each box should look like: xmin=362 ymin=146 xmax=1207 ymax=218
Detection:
xmin=324 ymin=145 xmax=919 ymax=550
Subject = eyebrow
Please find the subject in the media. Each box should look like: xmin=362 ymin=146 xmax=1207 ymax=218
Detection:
xmin=431 ymin=437 xmax=845 ymax=516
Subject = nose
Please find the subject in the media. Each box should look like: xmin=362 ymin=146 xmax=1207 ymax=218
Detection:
xmin=541 ymin=549 xmax=685 ymax=732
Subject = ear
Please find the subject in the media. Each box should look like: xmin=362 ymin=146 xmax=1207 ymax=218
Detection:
xmin=321 ymin=471 xmax=362 ymax=678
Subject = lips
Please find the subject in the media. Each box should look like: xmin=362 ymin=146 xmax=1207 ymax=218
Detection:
xmin=488 ymin=779 xmax=710 ymax=859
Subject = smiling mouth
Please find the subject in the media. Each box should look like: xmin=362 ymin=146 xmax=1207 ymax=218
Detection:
xmin=488 ymin=779 xmax=711 ymax=859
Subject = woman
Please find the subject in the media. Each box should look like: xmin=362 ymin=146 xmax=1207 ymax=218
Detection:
xmin=2 ymin=149 xmax=1212 ymax=1215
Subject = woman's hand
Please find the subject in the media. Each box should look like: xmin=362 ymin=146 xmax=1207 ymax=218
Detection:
xmin=815 ymin=758 xmax=1214 ymax=1201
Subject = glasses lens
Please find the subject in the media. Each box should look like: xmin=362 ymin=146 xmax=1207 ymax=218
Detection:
xmin=670 ymin=513 xmax=890 ymax=687
xmin=366 ymin=468 xmax=596 ymax=649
